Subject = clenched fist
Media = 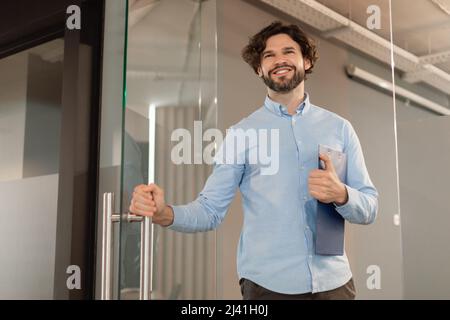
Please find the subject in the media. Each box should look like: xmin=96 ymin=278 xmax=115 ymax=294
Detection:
xmin=129 ymin=183 xmax=174 ymax=226
xmin=308 ymin=153 xmax=348 ymax=205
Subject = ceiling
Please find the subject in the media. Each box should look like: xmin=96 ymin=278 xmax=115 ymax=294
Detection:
xmin=106 ymin=0 xmax=450 ymax=115
xmin=317 ymin=0 xmax=450 ymax=77
xmin=257 ymin=0 xmax=450 ymax=97
xmin=28 ymin=0 xmax=450 ymax=112
xmin=126 ymin=0 xmax=205 ymax=114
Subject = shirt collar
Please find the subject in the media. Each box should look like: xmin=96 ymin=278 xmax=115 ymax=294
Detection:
xmin=264 ymin=93 xmax=311 ymax=117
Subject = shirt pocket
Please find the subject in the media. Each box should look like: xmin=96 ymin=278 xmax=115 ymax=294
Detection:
xmin=302 ymin=141 xmax=344 ymax=168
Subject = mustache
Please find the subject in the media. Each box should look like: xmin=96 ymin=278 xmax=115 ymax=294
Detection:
xmin=270 ymin=64 xmax=296 ymax=75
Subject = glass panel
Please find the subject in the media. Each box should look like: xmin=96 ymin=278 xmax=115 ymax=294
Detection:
xmin=215 ymin=0 xmax=400 ymax=299
xmin=96 ymin=0 xmax=128 ymax=300
xmin=305 ymin=0 xmax=402 ymax=300
xmin=392 ymin=0 xmax=450 ymax=299
xmin=0 ymin=39 xmax=64 ymax=299
xmin=119 ymin=0 xmax=218 ymax=299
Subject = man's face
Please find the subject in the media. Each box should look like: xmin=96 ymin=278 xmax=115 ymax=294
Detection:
xmin=257 ymin=33 xmax=311 ymax=93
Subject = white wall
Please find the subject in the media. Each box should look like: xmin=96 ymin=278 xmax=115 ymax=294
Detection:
xmin=398 ymin=115 xmax=450 ymax=299
xmin=0 ymin=174 xmax=59 ymax=299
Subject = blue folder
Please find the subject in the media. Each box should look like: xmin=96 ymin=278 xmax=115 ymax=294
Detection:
xmin=315 ymin=145 xmax=347 ymax=256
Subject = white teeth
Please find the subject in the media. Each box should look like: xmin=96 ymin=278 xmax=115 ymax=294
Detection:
xmin=274 ymin=68 xmax=290 ymax=75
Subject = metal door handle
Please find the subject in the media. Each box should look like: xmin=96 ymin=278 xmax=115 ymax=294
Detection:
xmin=140 ymin=217 xmax=153 ymax=299
xmin=101 ymin=192 xmax=115 ymax=300
xmin=101 ymin=192 xmax=152 ymax=300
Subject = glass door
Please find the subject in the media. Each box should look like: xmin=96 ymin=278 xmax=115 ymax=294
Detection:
xmin=112 ymin=0 xmax=218 ymax=300
xmin=240 ymin=0 xmax=401 ymax=299
xmin=98 ymin=0 xmax=409 ymax=300
xmin=391 ymin=0 xmax=450 ymax=299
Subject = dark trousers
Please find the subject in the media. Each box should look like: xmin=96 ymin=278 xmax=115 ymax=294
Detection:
xmin=239 ymin=278 xmax=356 ymax=300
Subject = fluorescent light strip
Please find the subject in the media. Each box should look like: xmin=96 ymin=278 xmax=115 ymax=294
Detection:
xmin=346 ymin=65 xmax=450 ymax=116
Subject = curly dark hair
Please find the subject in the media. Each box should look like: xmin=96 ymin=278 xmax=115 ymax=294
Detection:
xmin=242 ymin=21 xmax=319 ymax=79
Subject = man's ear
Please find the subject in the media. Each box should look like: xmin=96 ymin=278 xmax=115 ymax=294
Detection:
xmin=257 ymin=66 xmax=263 ymax=77
xmin=304 ymin=59 xmax=312 ymax=72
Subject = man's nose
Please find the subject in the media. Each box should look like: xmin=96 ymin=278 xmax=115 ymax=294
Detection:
xmin=273 ymin=56 xmax=289 ymax=66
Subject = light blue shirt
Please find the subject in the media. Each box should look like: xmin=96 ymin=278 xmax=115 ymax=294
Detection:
xmin=169 ymin=93 xmax=379 ymax=294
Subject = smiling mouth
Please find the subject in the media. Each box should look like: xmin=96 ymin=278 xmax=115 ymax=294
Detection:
xmin=271 ymin=67 xmax=293 ymax=77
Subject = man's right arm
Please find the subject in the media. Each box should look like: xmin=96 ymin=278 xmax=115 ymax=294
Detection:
xmin=167 ymin=162 xmax=245 ymax=232
xmin=130 ymin=126 xmax=246 ymax=232
xmin=130 ymin=162 xmax=244 ymax=232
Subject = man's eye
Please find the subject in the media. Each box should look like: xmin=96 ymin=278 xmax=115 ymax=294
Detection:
xmin=264 ymin=54 xmax=273 ymax=58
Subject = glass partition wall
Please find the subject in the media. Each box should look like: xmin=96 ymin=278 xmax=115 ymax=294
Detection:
xmin=98 ymin=0 xmax=416 ymax=300
xmin=118 ymin=0 xmax=218 ymax=300
xmin=214 ymin=0 xmax=402 ymax=299
xmin=392 ymin=0 xmax=450 ymax=299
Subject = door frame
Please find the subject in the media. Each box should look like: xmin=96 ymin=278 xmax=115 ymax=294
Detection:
xmin=0 ymin=0 xmax=105 ymax=299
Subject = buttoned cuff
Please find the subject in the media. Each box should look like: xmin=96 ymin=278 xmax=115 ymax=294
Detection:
xmin=334 ymin=185 xmax=358 ymax=220
xmin=167 ymin=205 xmax=187 ymax=231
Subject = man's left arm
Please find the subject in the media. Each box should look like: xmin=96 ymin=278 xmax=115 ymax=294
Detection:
xmin=334 ymin=120 xmax=379 ymax=225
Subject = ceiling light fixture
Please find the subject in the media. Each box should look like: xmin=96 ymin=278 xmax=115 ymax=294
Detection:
xmin=346 ymin=64 xmax=450 ymax=116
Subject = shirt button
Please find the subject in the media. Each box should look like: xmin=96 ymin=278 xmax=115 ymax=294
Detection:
xmin=300 ymin=165 xmax=305 ymax=170
xmin=292 ymin=118 xmax=296 ymax=124
xmin=303 ymin=196 xmax=308 ymax=201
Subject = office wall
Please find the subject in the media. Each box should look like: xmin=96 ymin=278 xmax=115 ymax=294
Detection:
xmin=216 ymin=0 xmax=404 ymax=299
xmin=0 ymin=47 xmax=63 ymax=181
xmin=398 ymin=114 xmax=450 ymax=299
xmin=0 ymin=52 xmax=27 ymax=181
xmin=346 ymin=48 xmax=450 ymax=299
xmin=0 ymin=174 xmax=59 ymax=299
xmin=23 ymin=54 xmax=62 ymax=177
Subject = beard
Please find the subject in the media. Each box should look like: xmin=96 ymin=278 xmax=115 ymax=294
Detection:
xmin=262 ymin=65 xmax=305 ymax=93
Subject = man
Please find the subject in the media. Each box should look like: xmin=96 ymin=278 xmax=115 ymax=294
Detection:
xmin=129 ymin=21 xmax=378 ymax=300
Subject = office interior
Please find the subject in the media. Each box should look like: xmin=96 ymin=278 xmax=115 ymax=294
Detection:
xmin=0 ymin=0 xmax=449 ymax=299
